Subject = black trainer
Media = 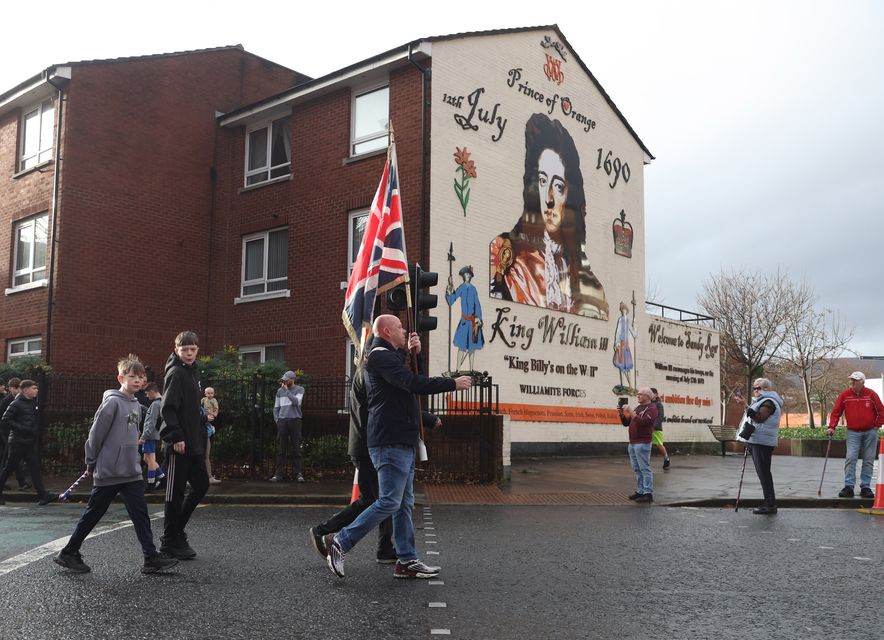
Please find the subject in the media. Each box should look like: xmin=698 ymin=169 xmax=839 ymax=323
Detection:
xmin=54 ymin=550 xmax=91 ymax=573
xmin=142 ymin=552 xmax=179 ymax=574
xmin=38 ymin=492 xmax=55 ymax=506
xmin=627 ymin=492 xmax=641 ymax=501
xmin=376 ymin=550 xmax=398 ymax=564
xmin=860 ymin=487 xmax=875 ymax=499
xmin=635 ymin=493 xmax=653 ymax=503
xmin=663 ymin=457 xmax=671 ymax=470
xmin=838 ymin=486 xmax=854 ymax=498
xmin=160 ymin=535 xmax=197 ymax=560
xmin=308 ymin=527 xmax=327 ymax=558
xmin=752 ymin=505 xmax=777 ymax=515
xmin=19 ymin=482 xmax=32 ymax=491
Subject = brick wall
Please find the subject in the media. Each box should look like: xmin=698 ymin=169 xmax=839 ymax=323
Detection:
xmin=0 ymin=49 xmax=299 ymax=374
xmin=209 ymin=63 xmax=429 ymax=377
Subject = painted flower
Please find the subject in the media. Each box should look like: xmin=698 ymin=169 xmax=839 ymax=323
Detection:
xmin=452 ymin=146 xmax=477 ymax=216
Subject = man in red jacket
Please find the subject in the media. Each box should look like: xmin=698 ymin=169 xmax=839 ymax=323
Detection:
xmin=827 ymin=371 xmax=884 ymax=499
xmin=618 ymin=388 xmax=658 ymax=503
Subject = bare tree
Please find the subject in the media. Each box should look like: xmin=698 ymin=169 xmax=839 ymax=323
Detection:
xmin=780 ymin=282 xmax=854 ymax=427
xmin=698 ymin=268 xmax=795 ymax=405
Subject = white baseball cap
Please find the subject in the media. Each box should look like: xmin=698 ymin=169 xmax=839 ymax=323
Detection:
xmin=848 ymin=371 xmax=865 ymax=381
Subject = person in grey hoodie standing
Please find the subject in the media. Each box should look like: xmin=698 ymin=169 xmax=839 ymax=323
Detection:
xmin=737 ymin=377 xmax=783 ymax=515
xmin=54 ymin=355 xmax=178 ymax=574
xmin=271 ymin=370 xmax=305 ymax=482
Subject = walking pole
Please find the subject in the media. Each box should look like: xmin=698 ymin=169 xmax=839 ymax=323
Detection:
xmin=734 ymin=444 xmax=750 ymax=512
xmin=58 ymin=469 xmax=89 ymax=502
xmin=818 ymin=433 xmax=833 ymax=497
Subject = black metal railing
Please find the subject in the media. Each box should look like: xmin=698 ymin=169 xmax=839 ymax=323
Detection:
xmin=645 ymin=301 xmax=716 ymax=327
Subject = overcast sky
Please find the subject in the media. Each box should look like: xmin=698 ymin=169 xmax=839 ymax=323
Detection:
xmin=3 ymin=0 xmax=882 ymax=356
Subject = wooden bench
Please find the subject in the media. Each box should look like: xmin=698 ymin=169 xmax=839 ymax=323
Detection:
xmin=708 ymin=424 xmax=739 ymax=456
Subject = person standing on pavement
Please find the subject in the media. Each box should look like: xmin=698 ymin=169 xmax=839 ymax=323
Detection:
xmin=827 ymin=371 xmax=883 ymax=499
xmin=650 ymin=388 xmax=670 ymax=469
xmin=737 ymin=378 xmax=783 ymax=515
xmin=618 ymin=388 xmax=658 ymax=503
xmin=324 ymin=314 xmax=472 ymax=579
xmin=271 ymin=371 xmax=305 ymax=483
xmin=159 ymin=330 xmax=208 ymax=560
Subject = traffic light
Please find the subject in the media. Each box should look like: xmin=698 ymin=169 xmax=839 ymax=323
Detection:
xmin=409 ymin=263 xmax=438 ymax=332
xmin=386 ymin=284 xmax=408 ymax=311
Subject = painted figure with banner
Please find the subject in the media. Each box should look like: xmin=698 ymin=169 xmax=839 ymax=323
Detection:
xmin=445 ymin=265 xmax=484 ymax=372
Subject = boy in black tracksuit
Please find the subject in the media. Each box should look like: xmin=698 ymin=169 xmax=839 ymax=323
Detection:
xmin=0 ymin=380 xmax=51 ymax=504
xmin=159 ymin=330 xmax=208 ymax=560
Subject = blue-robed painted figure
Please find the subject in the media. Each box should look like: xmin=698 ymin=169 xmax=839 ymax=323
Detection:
xmin=446 ymin=265 xmax=485 ymax=371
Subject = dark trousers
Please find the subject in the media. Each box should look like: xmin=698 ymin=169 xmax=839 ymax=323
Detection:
xmin=0 ymin=437 xmax=28 ymax=487
xmin=315 ymin=458 xmax=394 ymax=556
xmin=163 ymin=452 xmax=209 ymax=542
xmin=275 ymin=418 xmax=303 ymax=477
xmin=0 ymin=442 xmax=44 ymax=497
xmin=63 ymin=479 xmax=157 ymax=558
xmin=750 ymin=444 xmax=776 ymax=507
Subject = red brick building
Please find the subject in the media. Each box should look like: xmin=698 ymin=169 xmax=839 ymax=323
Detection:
xmin=0 ymin=47 xmax=306 ymax=373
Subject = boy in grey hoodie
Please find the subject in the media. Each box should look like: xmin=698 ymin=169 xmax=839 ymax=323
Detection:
xmin=54 ymin=355 xmax=178 ymax=574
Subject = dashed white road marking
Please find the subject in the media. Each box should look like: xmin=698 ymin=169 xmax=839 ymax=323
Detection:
xmin=0 ymin=509 xmax=163 ymax=576
xmin=426 ymin=533 xmax=437 ymax=537
xmin=853 ymin=557 xmax=871 ymax=561
xmin=426 ymin=540 xmax=437 ymax=544
xmin=819 ymin=546 xmax=834 ymax=550
xmin=427 ymin=551 xmax=440 ymax=555
xmin=428 ymin=580 xmax=444 ymax=585
xmin=430 ymin=630 xmax=451 ymax=635
xmin=429 ymin=602 xmax=447 ymax=608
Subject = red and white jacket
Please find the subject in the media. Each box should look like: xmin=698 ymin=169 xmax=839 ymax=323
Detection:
xmin=828 ymin=387 xmax=884 ymax=431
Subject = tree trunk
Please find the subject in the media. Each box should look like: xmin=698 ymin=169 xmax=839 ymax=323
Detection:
xmin=801 ymin=374 xmax=815 ymax=428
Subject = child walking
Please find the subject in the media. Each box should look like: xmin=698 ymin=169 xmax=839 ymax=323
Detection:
xmin=140 ymin=382 xmax=167 ymax=491
xmin=54 ymin=355 xmax=178 ymax=574
xmin=201 ymin=387 xmax=221 ymax=484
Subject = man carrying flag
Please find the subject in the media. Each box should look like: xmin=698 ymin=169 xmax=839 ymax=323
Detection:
xmin=329 ymin=140 xmax=472 ymax=579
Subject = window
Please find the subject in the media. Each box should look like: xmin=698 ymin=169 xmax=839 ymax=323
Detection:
xmin=351 ymin=85 xmax=389 ymax=156
xmin=19 ymin=98 xmax=54 ymax=172
xmin=239 ymin=344 xmax=286 ymax=366
xmin=348 ymin=209 xmax=369 ymax=271
xmin=11 ymin=214 xmax=48 ymax=288
xmin=245 ymin=117 xmax=291 ymax=186
xmin=240 ymin=228 xmax=288 ymax=299
xmin=8 ymin=336 xmax=41 ymax=360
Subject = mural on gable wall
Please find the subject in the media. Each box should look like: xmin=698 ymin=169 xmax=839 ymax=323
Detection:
xmin=489 ymin=113 xmax=608 ymax=319
xmin=428 ymin=30 xmax=720 ymax=433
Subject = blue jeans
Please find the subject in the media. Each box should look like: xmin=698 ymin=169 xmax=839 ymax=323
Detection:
xmin=335 ymin=445 xmax=416 ymax=561
xmin=628 ymin=442 xmax=653 ymax=494
xmin=844 ymin=429 xmax=878 ymax=489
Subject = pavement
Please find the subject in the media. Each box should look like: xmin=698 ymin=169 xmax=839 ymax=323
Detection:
xmin=2 ymin=452 xmax=879 ymax=509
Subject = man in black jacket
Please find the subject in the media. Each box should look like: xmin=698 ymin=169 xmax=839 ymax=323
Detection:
xmin=0 ymin=380 xmax=51 ymax=505
xmin=159 ymin=330 xmax=208 ymax=559
xmin=309 ymin=359 xmax=442 ymax=563
xmin=324 ymin=315 xmax=471 ymax=579
xmin=0 ymin=378 xmax=29 ymax=491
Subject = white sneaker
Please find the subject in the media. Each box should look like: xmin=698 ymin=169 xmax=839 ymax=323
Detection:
xmin=209 ymin=477 xmax=221 ymax=485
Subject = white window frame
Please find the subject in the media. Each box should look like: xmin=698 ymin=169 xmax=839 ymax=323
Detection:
xmin=350 ymin=83 xmax=389 ymax=157
xmin=18 ymin=98 xmax=54 ymax=172
xmin=244 ymin=116 xmax=292 ymax=187
xmin=347 ymin=208 xmax=370 ymax=273
xmin=235 ymin=227 xmax=290 ymax=304
xmin=238 ymin=344 xmax=286 ymax=365
xmin=8 ymin=213 xmax=49 ymax=293
xmin=7 ymin=336 xmax=42 ymax=360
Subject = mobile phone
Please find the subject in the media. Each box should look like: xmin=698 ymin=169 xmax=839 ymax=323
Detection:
xmin=618 ymin=397 xmax=629 ymax=407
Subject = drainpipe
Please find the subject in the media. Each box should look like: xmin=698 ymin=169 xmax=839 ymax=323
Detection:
xmin=44 ymin=70 xmax=68 ymax=366
xmin=407 ymin=44 xmax=431 ymax=270
xmin=407 ymin=45 xmax=431 ymax=373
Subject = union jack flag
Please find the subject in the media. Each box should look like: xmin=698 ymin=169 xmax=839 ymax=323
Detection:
xmin=342 ymin=143 xmax=409 ymax=357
